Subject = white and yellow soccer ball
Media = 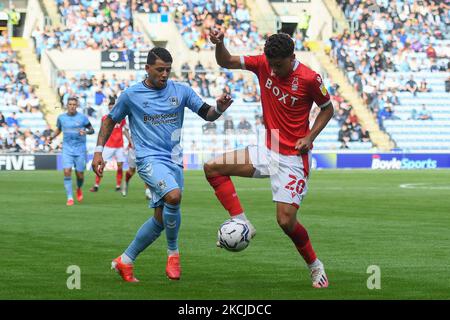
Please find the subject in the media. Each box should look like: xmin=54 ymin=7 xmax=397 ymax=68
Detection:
xmin=217 ymin=219 xmax=251 ymax=252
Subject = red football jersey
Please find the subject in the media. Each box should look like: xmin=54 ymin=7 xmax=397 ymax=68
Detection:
xmin=103 ymin=115 xmax=126 ymax=148
xmin=243 ymin=54 xmax=331 ymax=155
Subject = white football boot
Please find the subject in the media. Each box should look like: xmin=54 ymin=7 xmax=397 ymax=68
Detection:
xmin=309 ymin=259 xmax=329 ymax=288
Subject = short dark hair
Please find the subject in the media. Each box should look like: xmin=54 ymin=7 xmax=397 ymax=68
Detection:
xmin=67 ymin=97 xmax=78 ymax=104
xmin=147 ymin=47 xmax=173 ymax=65
xmin=264 ymin=33 xmax=294 ymax=59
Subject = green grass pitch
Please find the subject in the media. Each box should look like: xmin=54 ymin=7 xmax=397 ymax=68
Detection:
xmin=0 ymin=169 xmax=449 ymax=299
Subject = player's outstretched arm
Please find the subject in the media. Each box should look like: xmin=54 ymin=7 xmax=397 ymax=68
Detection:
xmin=92 ymin=116 xmax=116 ymax=177
xmin=199 ymin=94 xmax=234 ymax=122
xmin=295 ymin=102 xmax=334 ymax=154
xmin=210 ymin=29 xmax=242 ymax=69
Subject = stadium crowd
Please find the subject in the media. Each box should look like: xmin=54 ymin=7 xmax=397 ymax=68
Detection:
xmin=331 ymin=0 xmax=449 ymax=130
xmin=31 ymin=0 xmax=152 ymax=61
xmin=135 ymin=0 xmax=266 ymax=51
xmin=0 ymin=45 xmax=58 ymax=153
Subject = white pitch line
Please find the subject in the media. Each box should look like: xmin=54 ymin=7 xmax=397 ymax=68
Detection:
xmin=399 ymin=183 xmax=450 ymax=190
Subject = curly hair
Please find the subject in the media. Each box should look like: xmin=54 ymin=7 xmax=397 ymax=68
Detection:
xmin=264 ymin=33 xmax=295 ymax=59
xmin=147 ymin=47 xmax=173 ymax=65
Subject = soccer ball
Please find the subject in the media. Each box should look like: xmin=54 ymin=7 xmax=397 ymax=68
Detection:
xmin=217 ymin=219 xmax=250 ymax=252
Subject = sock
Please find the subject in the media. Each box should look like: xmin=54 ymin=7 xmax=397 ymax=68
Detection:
xmin=168 ymin=249 xmax=179 ymax=256
xmin=308 ymin=259 xmax=321 ymax=269
xmin=233 ymin=213 xmax=248 ymax=221
xmin=124 ymin=216 xmax=164 ymax=261
xmin=64 ymin=176 xmax=73 ymax=199
xmin=285 ymin=222 xmax=317 ymax=265
xmin=95 ymin=175 xmax=101 ymax=186
xmin=116 ymin=168 xmax=123 ymax=187
xmin=126 ymin=171 xmax=132 ymax=183
xmin=121 ymin=253 xmax=133 ymax=264
xmin=76 ymin=177 xmax=83 ymax=189
xmin=163 ymin=202 xmax=181 ymax=251
xmin=206 ymin=175 xmax=243 ymax=216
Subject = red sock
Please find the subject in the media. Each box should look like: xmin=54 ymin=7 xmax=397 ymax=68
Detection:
xmin=95 ymin=175 xmax=101 ymax=186
xmin=206 ymin=175 xmax=243 ymax=216
xmin=286 ymin=222 xmax=317 ymax=264
xmin=116 ymin=168 xmax=123 ymax=186
xmin=125 ymin=171 xmax=132 ymax=183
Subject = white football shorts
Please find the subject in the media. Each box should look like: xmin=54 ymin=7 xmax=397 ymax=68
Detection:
xmin=248 ymin=144 xmax=312 ymax=208
xmin=102 ymin=146 xmax=126 ymax=163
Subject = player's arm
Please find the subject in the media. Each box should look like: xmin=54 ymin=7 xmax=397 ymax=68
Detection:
xmin=296 ymin=75 xmax=335 ymax=154
xmin=197 ymin=94 xmax=233 ymax=122
xmin=83 ymin=123 xmax=95 ymax=135
xmin=50 ymin=128 xmax=61 ymax=141
xmin=92 ymin=116 xmax=117 ymax=177
xmin=210 ymin=29 xmax=243 ymax=69
xmin=296 ymin=102 xmax=334 ymax=154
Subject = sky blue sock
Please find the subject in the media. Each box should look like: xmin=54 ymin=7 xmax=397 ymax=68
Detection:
xmin=64 ymin=176 xmax=73 ymax=199
xmin=163 ymin=203 xmax=181 ymax=251
xmin=76 ymin=177 xmax=83 ymax=189
xmin=124 ymin=216 xmax=164 ymax=261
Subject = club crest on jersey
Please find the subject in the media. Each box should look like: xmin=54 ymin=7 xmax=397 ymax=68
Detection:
xmin=158 ymin=180 xmax=167 ymax=191
xmin=143 ymin=101 xmax=150 ymax=108
xmin=292 ymin=77 xmax=299 ymax=91
xmin=169 ymin=96 xmax=179 ymax=107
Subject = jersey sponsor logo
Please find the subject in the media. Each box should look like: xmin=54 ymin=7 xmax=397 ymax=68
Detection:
xmin=169 ymin=96 xmax=179 ymax=107
xmin=143 ymin=113 xmax=178 ymax=125
xmin=265 ymin=78 xmax=299 ymax=107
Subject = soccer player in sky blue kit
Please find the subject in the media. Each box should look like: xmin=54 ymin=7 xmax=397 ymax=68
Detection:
xmin=91 ymin=47 xmax=233 ymax=281
xmin=51 ymin=97 xmax=95 ymax=206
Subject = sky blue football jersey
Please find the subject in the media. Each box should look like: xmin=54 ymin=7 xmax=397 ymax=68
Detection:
xmin=56 ymin=112 xmax=91 ymax=155
xmin=108 ymin=80 xmax=204 ymax=165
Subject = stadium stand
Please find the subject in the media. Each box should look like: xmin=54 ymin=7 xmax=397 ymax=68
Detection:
xmin=332 ymin=0 xmax=450 ymax=151
xmin=0 ymin=43 xmax=56 ymax=153
xmin=48 ymin=64 xmax=373 ymax=154
xmin=135 ymin=0 xmax=266 ymax=51
xmin=31 ymin=0 xmax=152 ymax=61
xmin=3 ymin=0 xmax=376 ymax=155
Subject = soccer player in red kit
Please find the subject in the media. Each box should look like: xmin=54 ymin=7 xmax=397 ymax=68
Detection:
xmin=90 ymin=101 xmax=127 ymax=192
xmin=204 ymin=32 xmax=334 ymax=288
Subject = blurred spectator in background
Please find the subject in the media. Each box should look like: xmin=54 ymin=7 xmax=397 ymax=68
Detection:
xmin=223 ymin=116 xmax=234 ymax=134
xmin=418 ymin=79 xmax=431 ymax=93
xmin=417 ymin=105 xmax=433 ymax=120
xmin=6 ymin=112 xmax=19 ymax=127
xmin=298 ymin=9 xmax=311 ymax=39
xmin=388 ymin=90 xmax=401 ymax=106
xmin=202 ymin=121 xmax=217 ymax=135
xmin=405 ymin=75 xmax=418 ymax=96
xmin=338 ymin=124 xmax=351 ymax=144
xmin=360 ymin=127 xmax=371 ymax=143
xmin=237 ymin=116 xmax=252 ymax=134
